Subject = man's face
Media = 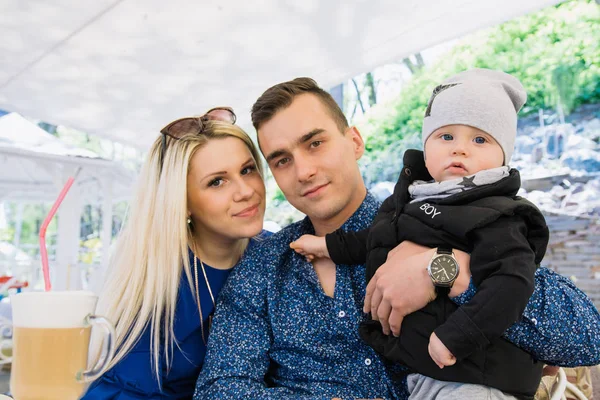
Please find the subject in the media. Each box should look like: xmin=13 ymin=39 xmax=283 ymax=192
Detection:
xmin=258 ymin=93 xmax=366 ymax=229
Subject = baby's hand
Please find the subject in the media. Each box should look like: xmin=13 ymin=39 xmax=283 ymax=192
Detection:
xmin=290 ymin=235 xmax=330 ymax=261
xmin=428 ymin=332 xmax=456 ymax=369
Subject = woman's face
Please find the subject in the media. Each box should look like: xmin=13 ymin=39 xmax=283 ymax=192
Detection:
xmin=187 ymin=136 xmax=265 ymax=242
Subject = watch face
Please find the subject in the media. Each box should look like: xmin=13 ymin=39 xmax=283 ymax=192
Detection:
xmin=430 ymin=255 xmax=458 ymax=284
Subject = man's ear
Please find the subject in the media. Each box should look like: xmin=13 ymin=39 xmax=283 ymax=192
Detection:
xmin=346 ymin=126 xmax=365 ymax=160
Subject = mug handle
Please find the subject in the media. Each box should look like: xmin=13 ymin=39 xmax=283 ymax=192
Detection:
xmin=77 ymin=314 xmax=116 ymax=382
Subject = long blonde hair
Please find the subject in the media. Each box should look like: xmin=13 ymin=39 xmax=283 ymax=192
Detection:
xmin=94 ymin=121 xmax=263 ymax=384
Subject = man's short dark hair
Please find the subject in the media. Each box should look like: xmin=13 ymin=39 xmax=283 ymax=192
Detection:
xmin=251 ymin=77 xmax=349 ymax=133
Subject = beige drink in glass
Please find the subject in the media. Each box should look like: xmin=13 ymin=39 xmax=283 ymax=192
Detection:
xmin=2 ymin=291 xmax=115 ymax=400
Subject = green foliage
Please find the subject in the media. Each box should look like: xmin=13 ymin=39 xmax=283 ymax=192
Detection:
xmin=552 ymin=62 xmax=584 ymax=114
xmin=271 ymin=188 xmax=287 ymax=205
xmin=1 ymin=203 xmax=58 ymax=259
xmin=361 ymin=0 xmax=600 ymax=164
xmin=360 ymin=132 xmax=422 ymax=185
xmin=0 ymin=227 xmax=14 ymax=242
xmin=6 ymin=204 xmax=57 ymax=245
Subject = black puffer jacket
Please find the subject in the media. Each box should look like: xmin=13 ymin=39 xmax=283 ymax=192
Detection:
xmin=327 ymin=150 xmax=549 ymax=399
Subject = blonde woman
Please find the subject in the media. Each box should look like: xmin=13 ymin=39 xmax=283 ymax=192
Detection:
xmin=82 ymin=107 xmax=269 ymax=399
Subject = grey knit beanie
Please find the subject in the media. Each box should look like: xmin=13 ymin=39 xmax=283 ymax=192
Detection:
xmin=422 ymin=68 xmax=527 ymax=164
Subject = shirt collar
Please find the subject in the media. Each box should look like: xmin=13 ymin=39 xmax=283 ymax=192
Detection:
xmin=297 ymin=191 xmax=379 ymax=237
xmin=292 ymin=191 xmax=379 ymax=288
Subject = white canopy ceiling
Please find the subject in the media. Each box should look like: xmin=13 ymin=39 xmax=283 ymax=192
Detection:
xmin=0 ymin=0 xmax=559 ymax=150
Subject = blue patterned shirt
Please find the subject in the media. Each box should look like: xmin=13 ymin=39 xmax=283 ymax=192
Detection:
xmin=501 ymin=267 xmax=600 ymax=367
xmin=195 ymin=193 xmax=600 ymax=400
xmin=195 ymin=192 xmax=404 ymax=399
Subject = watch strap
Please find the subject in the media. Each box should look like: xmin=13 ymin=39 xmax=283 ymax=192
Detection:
xmin=437 ymin=247 xmax=452 ymax=255
xmin=432 ymin=247 xmax=456 ymax=297
xmin=436 ymin=286 xmax=451 ymax=297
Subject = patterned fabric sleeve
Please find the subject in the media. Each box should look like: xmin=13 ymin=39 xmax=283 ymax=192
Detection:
xmin=193 ymin=246 xmax=329 ymax=400
xmin=451 ymin=267 xmax=600 ymax=367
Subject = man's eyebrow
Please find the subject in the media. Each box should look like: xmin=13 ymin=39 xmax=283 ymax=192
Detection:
xmin=266 ymin=149 xmax=287 ymax=164
xmin=298 ymin=129 xmax=325 ymax=145
xmin=265 ymin=129 xmax=326 ymax=163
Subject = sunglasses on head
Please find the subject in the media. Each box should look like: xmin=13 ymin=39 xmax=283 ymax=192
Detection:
xmin=159 ymin=107 xmax=236 ymax=170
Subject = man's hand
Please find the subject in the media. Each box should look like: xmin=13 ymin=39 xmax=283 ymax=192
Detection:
xmin=363 ymin=242 xmax=472 ymax=337
xmin=363 ymin=242 xmax=436 ymax=336
xmin=428 ymin=332 xmax=456 ymax=369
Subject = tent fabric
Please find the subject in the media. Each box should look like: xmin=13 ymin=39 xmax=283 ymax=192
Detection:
xmin=0 ymin=0 xmax=560 ymax=150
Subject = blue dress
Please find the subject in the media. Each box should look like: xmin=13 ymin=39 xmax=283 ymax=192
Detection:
xmin=82 ymin=232 xmax=271 ymax=399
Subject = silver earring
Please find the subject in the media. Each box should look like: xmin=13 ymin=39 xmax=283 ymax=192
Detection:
xmin=187 ymin=217 xmax=191 ymax=224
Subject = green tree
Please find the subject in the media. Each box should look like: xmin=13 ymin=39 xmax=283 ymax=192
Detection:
xmin=360 ymin=0 xmax=599 ymax=182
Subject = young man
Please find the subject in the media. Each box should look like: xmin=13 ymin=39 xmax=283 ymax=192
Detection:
xmin=194 ymin=77 xmax=600 ymax=400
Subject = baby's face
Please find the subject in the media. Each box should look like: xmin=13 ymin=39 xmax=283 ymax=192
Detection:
xmin=424 ymin=124 xmax=504 ymax=182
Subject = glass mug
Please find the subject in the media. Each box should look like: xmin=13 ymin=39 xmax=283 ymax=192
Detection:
xmin=0 ymin=291 xmax=115 ymax=400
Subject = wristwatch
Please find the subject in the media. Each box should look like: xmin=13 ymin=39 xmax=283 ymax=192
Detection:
xmin=427 ymin=247 xmax=460 ymax=296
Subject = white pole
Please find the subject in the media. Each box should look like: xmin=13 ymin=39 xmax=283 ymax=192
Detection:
xmin=13 ymin=202 xmax=24 ymax=249
xmin=54 ymin=167 xmax=83 ymax=290
xmin=100 ymin=176 xmax=113 ymax=275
